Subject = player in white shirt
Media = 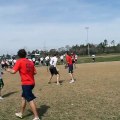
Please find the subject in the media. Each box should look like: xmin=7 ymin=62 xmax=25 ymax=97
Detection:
xmin=74 ymin=54 xmax=78 ymax=68
xmin=45 ymin=55 xmax=50 ymax=71
xmin=32 ymin=58 xmax=36 ymax=65
xmin=1 ymin=60 xmax=5 ymax=69
xmin=60 ymin=55 xmax=64 ymax=64
xmin=75 ymin=54 xmax=78 ymax=62
xmin=40 ymin=57 xmax=44 ymax=65
xmin=48 ymin=54 xmax=60 ymax=85
xmin=12 ymin=58 xmax=17 ymax=66
xmin=92 ymin=55 xmax=96 ymax=62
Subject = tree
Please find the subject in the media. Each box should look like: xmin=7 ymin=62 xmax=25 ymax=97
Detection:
xmin=65 ymin=45 xmax=71 ymax=51
xmin=111 ymin=40 xmax=115 ymax=46
xmin=104 ymin=39 xmax=108 ymax=47
xmin=58 ymin=47 xmax=65 ymax=52
xmin=6 ymin=54 xmax=11 ymax=59
xmin=97 ymin=42 xmax=105 ymax=53
xmin=49 ymin=49 xmax=57 ymax=55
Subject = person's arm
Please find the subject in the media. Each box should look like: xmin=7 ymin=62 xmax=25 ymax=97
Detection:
xmin=65 ymin=56 xmax=69 ymax=64
xmin=34 ymin=67 xmax=37 ymax=75
xmin=7 ymin=68 xmax=16 ymax=74
xmin=7 ymin=60 xmax=19 ymax=74
xmin=34 ymin=70 xmax=37 ymax=75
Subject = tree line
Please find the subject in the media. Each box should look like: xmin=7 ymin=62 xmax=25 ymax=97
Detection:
xmin=1 ymin=39 xmax=120 ymax=59
xmin=47 ymin=39 xmax=120 ymax=56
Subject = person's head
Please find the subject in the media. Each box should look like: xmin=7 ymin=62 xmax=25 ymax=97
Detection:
xmin=17 ymin=49 xmax=27 ymax=58
xmin=66 ymin=51 xmax=70 ymax=56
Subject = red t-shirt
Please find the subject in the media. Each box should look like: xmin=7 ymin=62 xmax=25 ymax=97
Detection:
xmin=66 ymin=55 xmax=73 ymax=65
xmin=13 ymin=58 xmax=36 ymax=85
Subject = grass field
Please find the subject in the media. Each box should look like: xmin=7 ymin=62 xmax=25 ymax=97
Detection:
xmin=1 ymin=61 xmax=120 ymax=120
xmin=78 ymin=54 xmax=120 ymax=64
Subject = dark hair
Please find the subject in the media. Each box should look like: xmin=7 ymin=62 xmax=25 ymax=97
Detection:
xmin=66 ymin=51 xmax=70 ymax=55
xmin=17 ymin=49 xmax=27 ymax=58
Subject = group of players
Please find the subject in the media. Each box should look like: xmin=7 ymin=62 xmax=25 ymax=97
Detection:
xmin=0 ymin=58 xmax=16 ymax=70
xmin=48 ymin=51 xmax=77 ymax=85
xmin=0 ymin=49 xmax=77 ymax=120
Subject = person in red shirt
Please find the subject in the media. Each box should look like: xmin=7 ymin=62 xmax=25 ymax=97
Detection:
xmin=7 ymin=49 xmax=40 ymax=120
xmin=66 ymin=51 xmax=75 ymax=83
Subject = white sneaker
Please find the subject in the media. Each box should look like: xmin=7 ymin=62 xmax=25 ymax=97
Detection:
xmin=15 ymin=112 xmax=23 ymax=118
xmin=69 ymin=79 xmax=75 ymax=83
xmin=0 ymin=96 xmax=4 ymax=100
xmin=33 ymin=118 xmax=40 ymax=120
xmin=56 ymin=82 xmax=60 ymax=85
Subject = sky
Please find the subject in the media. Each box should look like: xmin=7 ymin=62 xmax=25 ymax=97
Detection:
xmin=0 ymin=0 xmax=120 ymax=54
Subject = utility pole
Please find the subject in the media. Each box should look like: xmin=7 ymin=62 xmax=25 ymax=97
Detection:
xmin=85 ymin=27 xmax=90 ymax=56
xmin=43 ymin=40 xmax=46 ymax=51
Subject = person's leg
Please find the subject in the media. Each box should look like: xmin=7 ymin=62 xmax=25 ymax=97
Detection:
xmin=56 ymin=74 xmax=60 ymax=85
xmin=24 ymin=85 xmax=40 ymax=120
xmin=21 ymin=97 xmax=27 ymax=114
xmin=29 ymin=100 xmax=39 ymax=119
xmin=74 ymin=63 xmax=76 ymax=69
xmin=28 ymin=85 xmax=40 ymax=120
xmin=47 ymin=66 xmax=48 ymax=72
xmin=48 ymin=74 xmax=53 ymax=84
xmin=48 ymin=67 xmax=54 ymax=83
xmin=0 ymin=89 xmax=3 ymax=99
xmin=0 ymin=89 xmax=1 ymax=96
xmin=46 ymin=64 xmax=49 ymax=72
xmin=54 ymin=68 xmax=60 ymax=85
xmin=46 ymin=61 xmax=49 ymax=72
xmin=68 ymin=65 xmax=73 ymax=79
xmin=0 ymin=79 xmax=4 ymax=99
xmin=69 ymin=73 xmax=75 ymax=83
xmin=69 ymin=73 xmax=74 ymax=80
xmin=15 ymin=97 xmax=26 ymax=118
xmin=69 ymin=65 xmax=75 ymax=83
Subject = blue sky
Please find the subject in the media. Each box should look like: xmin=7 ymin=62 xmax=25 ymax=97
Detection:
xmin=0 ymin=0 xmax=120 ymax=54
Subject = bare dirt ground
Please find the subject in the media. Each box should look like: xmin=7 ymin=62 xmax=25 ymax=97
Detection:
xmin=1 ymin=61 xmax=120 ymax=120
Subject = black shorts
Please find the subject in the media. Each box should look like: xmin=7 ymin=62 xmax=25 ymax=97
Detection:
xmin=0 ymin=79 xmax=4 ymax=89
xmin=92 ymin=58 xmax=95 ymax=61
xmin=49 ymin=66 xmax=59 ymax=75
xmin=68 ymin=64 xmax=73 ymax=73
xmin=72 ymin=60 xmax=75 ymax=64
xmin=22 ymin=85 xmax=36 ymax=102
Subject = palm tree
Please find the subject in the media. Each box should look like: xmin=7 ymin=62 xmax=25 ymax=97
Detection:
xmin=111 ymin=40 xmax=115 ymax=46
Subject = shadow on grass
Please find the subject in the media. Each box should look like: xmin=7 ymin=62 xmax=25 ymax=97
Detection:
xmin=59 ymin=79 xmax=77 ymax=83
xmin=59 ymin=79 xmax=65 ymax=83
xmin=3 ymin=91 xmax=18 ymax=98
xmin=24 ymin=105 xmax=50 ymax=119
xmin=53 ymin=79 xmax=65 ymax=84
xmin=38 ymin=105 xmax=50 ymax=119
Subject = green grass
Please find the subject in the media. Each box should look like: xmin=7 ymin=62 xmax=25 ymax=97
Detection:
xmin=78 ymin=55 xmax=120 ymax=64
